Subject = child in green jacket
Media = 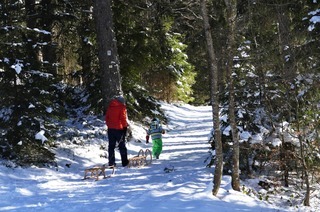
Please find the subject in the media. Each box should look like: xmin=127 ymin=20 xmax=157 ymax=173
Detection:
xmin=146 ymin=118 xmax=165 ymax=159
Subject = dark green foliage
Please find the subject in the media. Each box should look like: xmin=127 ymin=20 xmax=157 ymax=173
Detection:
xmin=124 ymin=86 xmax=166 ymax=124
xmin=0 ymin=0 xmax=67 ymax=165
xmin=113 ymin=0 xmax=196 ymax=103
xmin=4 ymin=116 xmax=55 ymax=166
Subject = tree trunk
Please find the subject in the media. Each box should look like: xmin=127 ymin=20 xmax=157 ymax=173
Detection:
xmin=224 ymin=0 xmax=240 ymax=191
xmin=40 ymin=0 xmax=57 ymax=74
xmin=304 ymin=170 xmax=310 ymax=206
xmin=200 ymin=0 xmax=223 ymax=196
xmin=93 ymin=0 xmax=122 ymax=111
xmin=229 ymin=68 xmax=240 ymax=191
xmin=79 ymin=3 xmax=93 ymax=86
xmin=276 ymin=3 xmax=296 ymax=189
xmin=25 ymin=0 xmax=41 ymax=70
xmin=276 ymin=4 xmax=295 ymax=78
xmin=298 ymin=134 xmax=310 ymax=206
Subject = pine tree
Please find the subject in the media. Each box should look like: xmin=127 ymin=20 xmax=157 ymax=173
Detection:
xmin=93 ymin=0 xmax=122 ymax=111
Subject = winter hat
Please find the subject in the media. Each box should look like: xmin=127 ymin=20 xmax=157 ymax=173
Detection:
xmin=116 ymin=95 xmax=125 ymax=104
xmin=151 ymin=117 xmax=160 ymax=129
xmin=151 ymin=117 xmax=159 ymax=125
xmin=152 ymin=117 xmax=159 ymax=122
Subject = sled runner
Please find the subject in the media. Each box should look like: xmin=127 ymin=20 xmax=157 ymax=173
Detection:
xmin=128 ymin=149 xmax=152 ymax=168
xmin=83 ymin=165 xmax=115 ymax=180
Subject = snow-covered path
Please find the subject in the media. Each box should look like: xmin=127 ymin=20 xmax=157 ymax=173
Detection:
xmin=118 ymin=104 xmax=214 ymax=211
xmin=118 ymin=103 xmax=280 ymax=212
xmin=0 ymin=103 xmax=283 ymax=211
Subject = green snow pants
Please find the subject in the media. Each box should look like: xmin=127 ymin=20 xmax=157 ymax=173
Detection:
xmin=152 ymin=138 xmax=162 ymax=158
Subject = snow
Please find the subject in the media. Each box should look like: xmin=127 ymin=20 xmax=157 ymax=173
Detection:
xmin=11 ymin=61 xmax=23 ymax=74
xmin=250 ymin=134 xmax=263 ymax=144
xmin=35 ymin=130 xmax=48 ymax=144
xmin=32 ymin=28 xmax=51 ymax=35
xmin=46 ymin=107 xmax=53 ymax=113
xmin=240 ymin=131 xmax=251 ymax=141
xmin=271 ymin=138 xmax=282 ymax=147
xmin=308 ymin=9 xmax=320 ymax=31
xmin=0 ymin=103 xmax=318 ymax=211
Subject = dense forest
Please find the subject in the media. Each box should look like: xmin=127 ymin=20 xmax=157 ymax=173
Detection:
xmin=0 ymin=0 xmax=319 ymax=206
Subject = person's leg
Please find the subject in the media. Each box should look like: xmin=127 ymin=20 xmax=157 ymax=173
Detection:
xmin=117 ymin=130 xmax=129 ymax=167
xmin=152 ymin=139 xmax=157 ymax=158
xmin=158 ymin=139 xmax=163 ymax=157
xmin=118 ymin=141 xmax=128 ymax=166
xmin=107 ymin=129 xmax=117 ymax=166
xmin=152 ymin=139 xmax=162 ymax=159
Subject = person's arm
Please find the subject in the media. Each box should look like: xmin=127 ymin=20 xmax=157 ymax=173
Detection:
xmin=120 ymin=106 xmax=128 ymax=129
xmin=159 ymin=125 xmax=165 ymax=134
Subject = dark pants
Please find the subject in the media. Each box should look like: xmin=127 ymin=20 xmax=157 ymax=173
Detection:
xmin=107 ymin=129 xmax=129 ymax=167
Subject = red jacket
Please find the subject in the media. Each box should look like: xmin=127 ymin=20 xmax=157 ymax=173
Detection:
xmin=105 ymin=99 xmax=128 ymax=130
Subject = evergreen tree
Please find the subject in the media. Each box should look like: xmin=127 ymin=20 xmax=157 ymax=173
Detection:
xmin=113 ymin=0 xmax=196 ymax=103
xmin=0 ymin=0 xmax=68 ymax=165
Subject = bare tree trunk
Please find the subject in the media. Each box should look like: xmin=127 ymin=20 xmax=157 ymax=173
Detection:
xmin=40 ymin=0 xmax=57 ymax=75
xmin=276 ymin=3 xmax=296 ymax=189
xmin=224 ymin=0 xmax=240 ymax=191
xmin=200 ymin=0 xmax=223 ymax=196
xmin=79 ymin=3 xmax=93 ymax=86
xmin=276 ymin=4 xmax=295 ymax=78
xmin=298 ymin=133 xmax=310 ymax=206
xmin=304 ymin=169 xmax=310 ymax=206
xmin=25 ymin=0 xmax=41 ymax=70
xmin=93 ymin=0 xmax=122 ymax=111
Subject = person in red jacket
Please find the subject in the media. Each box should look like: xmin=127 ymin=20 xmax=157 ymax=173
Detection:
xmin=105 ymin=95 xmax=129 ymax=167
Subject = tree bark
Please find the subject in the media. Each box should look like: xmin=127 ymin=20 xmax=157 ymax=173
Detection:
xmin=298 ymin=133 xmax=310 ymax=206
xmin=224 ymin=0 xmax=240 ymax=191
xmin=200 ymin=0 xmax=223 ymax=196
xmin=25 ymin=0 xmax=41 ymax=70
xmin=93 ymin=0 xmax=122 ymax=111
xmin=276 ymin=4 xmax=295 ymax=78
xmin=40 ymin=0 xmax=57 ymax=75
xmin=79 ymin=2 xmax=93 ymax=86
